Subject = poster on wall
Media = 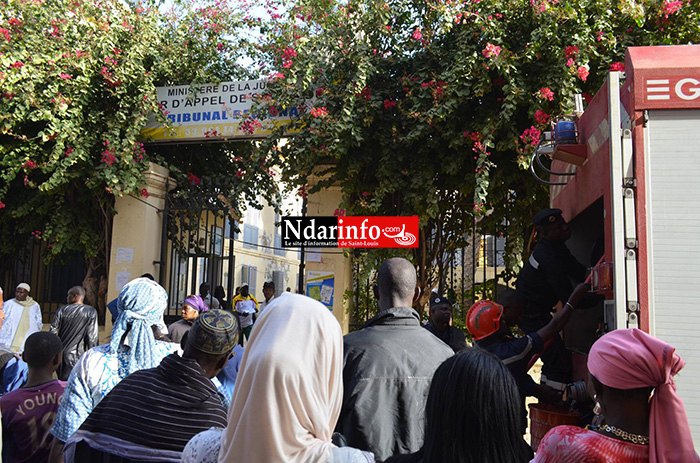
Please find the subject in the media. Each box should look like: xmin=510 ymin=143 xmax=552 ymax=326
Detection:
xmin=306 ymin=271 xmax=335 ymax=310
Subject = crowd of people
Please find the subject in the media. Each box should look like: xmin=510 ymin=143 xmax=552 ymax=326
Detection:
xmin=0 ymin=251 xmax=696 ymax=462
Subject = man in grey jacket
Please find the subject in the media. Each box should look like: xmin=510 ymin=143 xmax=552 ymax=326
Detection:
xmin=337 ymin=257 xmax=454 ymax=462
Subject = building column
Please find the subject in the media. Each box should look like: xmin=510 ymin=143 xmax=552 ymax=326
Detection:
xmin=305 ymin=184 xmax=353 ymax=333
xmin=103 ymin=163 xmax=174 ymax=338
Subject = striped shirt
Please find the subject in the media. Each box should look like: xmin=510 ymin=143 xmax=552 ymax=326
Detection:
xmin=76 ymin=353 xmax=228 ymax=453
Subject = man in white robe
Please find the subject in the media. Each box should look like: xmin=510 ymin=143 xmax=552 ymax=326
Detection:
xmin=0 ymin=283 xmax=43 ymax=352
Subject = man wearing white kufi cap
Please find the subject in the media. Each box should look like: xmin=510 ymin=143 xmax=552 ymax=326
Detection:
xmin=0 ymin=283 xmax=42 ymax=352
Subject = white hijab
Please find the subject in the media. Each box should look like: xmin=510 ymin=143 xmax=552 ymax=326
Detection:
xmin=218 ymin=293 xmax=343 ymax=463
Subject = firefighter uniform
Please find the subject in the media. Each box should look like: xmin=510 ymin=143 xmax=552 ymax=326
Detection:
xmin=515 ymin=208 xmax=586 ymax=387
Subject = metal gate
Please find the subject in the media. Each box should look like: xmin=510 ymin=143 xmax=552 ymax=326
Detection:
xmin=160 ymin=180 xmax=236 ymax=319
xmin=0 ymin=241 xmax=87 ymax=324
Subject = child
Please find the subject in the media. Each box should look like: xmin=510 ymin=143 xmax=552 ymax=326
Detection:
xmin=1 ymin=332 xmax=65 ymax=463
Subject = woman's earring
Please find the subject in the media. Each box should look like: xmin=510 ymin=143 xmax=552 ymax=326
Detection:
xmin=593 ymin=394 xmax=602 ymax=416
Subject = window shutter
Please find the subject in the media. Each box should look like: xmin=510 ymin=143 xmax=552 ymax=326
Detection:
xmin=249 ymin=266 xmax=257 ymax=298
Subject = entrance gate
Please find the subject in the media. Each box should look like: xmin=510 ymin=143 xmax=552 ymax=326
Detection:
xmin=160 ymin=179 xmax=236 ymax=319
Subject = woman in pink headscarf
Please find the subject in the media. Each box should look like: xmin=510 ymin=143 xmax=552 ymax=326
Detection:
xmin=533 ymin=328 xmax=699 ymax=463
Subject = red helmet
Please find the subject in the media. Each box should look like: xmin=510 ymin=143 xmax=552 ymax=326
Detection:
xmin=466 ymin=300 xmax=503 ymax=341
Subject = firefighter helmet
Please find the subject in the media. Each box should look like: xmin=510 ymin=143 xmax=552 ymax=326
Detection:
xmin=466 ymin=300 xmax=504 ymax=341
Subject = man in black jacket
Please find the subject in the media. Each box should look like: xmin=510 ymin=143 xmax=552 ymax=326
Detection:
xmin=516 ymin=208 xmax=599 ymax=388
xmin=337 ymin=257 xmax=454 ymax=462
xmin=50 ymin=286 xmax=98 ymax=380
xmin=424 ymin=295 xmax=467 ymax=353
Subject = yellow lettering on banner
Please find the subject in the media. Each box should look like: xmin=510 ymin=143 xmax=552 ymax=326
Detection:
xmin=141 ymin=119 xmax=297 ymax=142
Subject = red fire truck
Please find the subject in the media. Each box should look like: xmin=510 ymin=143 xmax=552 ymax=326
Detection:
xmin=530 ymin=44 xmax=700 ymax=443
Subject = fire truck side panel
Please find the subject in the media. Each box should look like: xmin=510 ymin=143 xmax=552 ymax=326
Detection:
xmin=644 ymin=108 xmax=700 ymax=444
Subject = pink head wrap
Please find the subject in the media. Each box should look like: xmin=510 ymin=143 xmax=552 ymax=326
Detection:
xmin=184 ymin=295 xmax=208 ymax=313
xmin=588 ymin=328 xmax=699 ymax=463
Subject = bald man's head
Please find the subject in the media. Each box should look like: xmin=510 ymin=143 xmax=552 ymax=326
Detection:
xmin=68 ymin=286 xmax=86 ymax=304
xmin=375 ymin=257 xmax=419 ymax=311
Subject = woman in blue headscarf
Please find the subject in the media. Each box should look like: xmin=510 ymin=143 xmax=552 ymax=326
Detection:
xmin=49 ymin=278 xmax=178 ymax=455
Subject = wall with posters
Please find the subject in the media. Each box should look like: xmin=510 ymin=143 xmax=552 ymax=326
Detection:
xmin=306 ymin=271 xmax=335 ymax=309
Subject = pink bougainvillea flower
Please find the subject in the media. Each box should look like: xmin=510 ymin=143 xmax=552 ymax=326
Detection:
xmin=532 ymin=0 xmax=547 ymax=13
xmin=564 ymin=45 xmax=579 ymax=58
xmin=10 ymin=61 xmax=23 ymax=68
xmin=187 ymin=173 xmax=201 ymax=185
xmin=577 ymin=65 xmax=589 ymax=81
xmin=539 ymin=87 xmax=555 ymax=101
xmin=468 ymin=132 xmax=482 ymax=142
xmin=610 ymin=62 xmax=625 ymax=72
xmin=235 ymin=169 xmax=245 ymax=178
xmin=361 ymin=191 xmax=371 ymax=197
xmin=22 ymin=160 xmax=37 ymax=169
xmin=534 ymin=110 xmax=551 ymax=125
xmin=412 ymin=27 xmax=422 ymax=41
xmin=0 ymin=200 xmax=5 ymax=209
xmin=333 ymin=208 xmax=346 ymax=217
xmin=662 ymin=0 xmax=683 ymax=17
xmin=520 ymin=126 xmax=542 ymax=146
xmin=482 ymin=42 xmax=502 ymax=58
xmin=310 ymin=106 xmax=329 ymax=118
xmin=140 ymin=188 xmax=149 ymax=198
xmin=596 ymin=31 xmax=604 ymax=41
xmin=59 ymin=73 xmax=71 ymax=79
xmin=282 ymin=47 xmax=297 ymax=59
xmin=383 ymin=99 xmax=397 ymax=109
xmin=357 ymin=87 xmax=371 ymax=101
xmin=239 ymin=118 xmax=261 ymax=134
xmin=101 ymin=149 xmax=117 ymax=166
xmin=566 ymin=58 xmax=575 ymax=67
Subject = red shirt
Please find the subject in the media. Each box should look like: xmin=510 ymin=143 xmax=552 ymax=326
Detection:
xmin=0 ymin=380 xmax=66 ymax=463
xmin=533 ymin=425 xmax=649 ymax=462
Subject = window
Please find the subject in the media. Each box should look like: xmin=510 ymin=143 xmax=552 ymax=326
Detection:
xmin=243 ymin=224 xmax=258 ymax=250
xmin=274 ymin=233 xmax=285 ymax=257
xmin=273 ymin=271 xmax=285 ymax=297
xmin=479 ymin=235 xmax=505 ymax=267
xmin=241 ymin=265 xmax=258 ymax=298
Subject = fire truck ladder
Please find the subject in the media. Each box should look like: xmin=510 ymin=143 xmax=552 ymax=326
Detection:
xmin=608 ymin=71 xmax=640 ymax=330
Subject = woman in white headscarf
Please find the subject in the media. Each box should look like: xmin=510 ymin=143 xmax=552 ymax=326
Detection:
xmin=182 ymin=293 xmax=374 ymax=463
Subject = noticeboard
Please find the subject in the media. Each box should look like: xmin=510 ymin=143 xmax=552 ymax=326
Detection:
xmin=306 ymin=271 xmax=335 ymax=310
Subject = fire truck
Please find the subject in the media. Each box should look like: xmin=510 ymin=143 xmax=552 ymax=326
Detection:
xmin=529 ymin=44 xmax=700 ymax=443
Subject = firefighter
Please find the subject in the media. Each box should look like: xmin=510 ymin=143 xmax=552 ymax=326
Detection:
xmin=515 ymin=208 xmax=596 ymax=390
xmin=466 ymin=282 xmax=589 ymax=433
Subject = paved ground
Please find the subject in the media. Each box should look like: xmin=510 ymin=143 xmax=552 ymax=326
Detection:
xmin=525 ymin=360 xmax=543 ymax=447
